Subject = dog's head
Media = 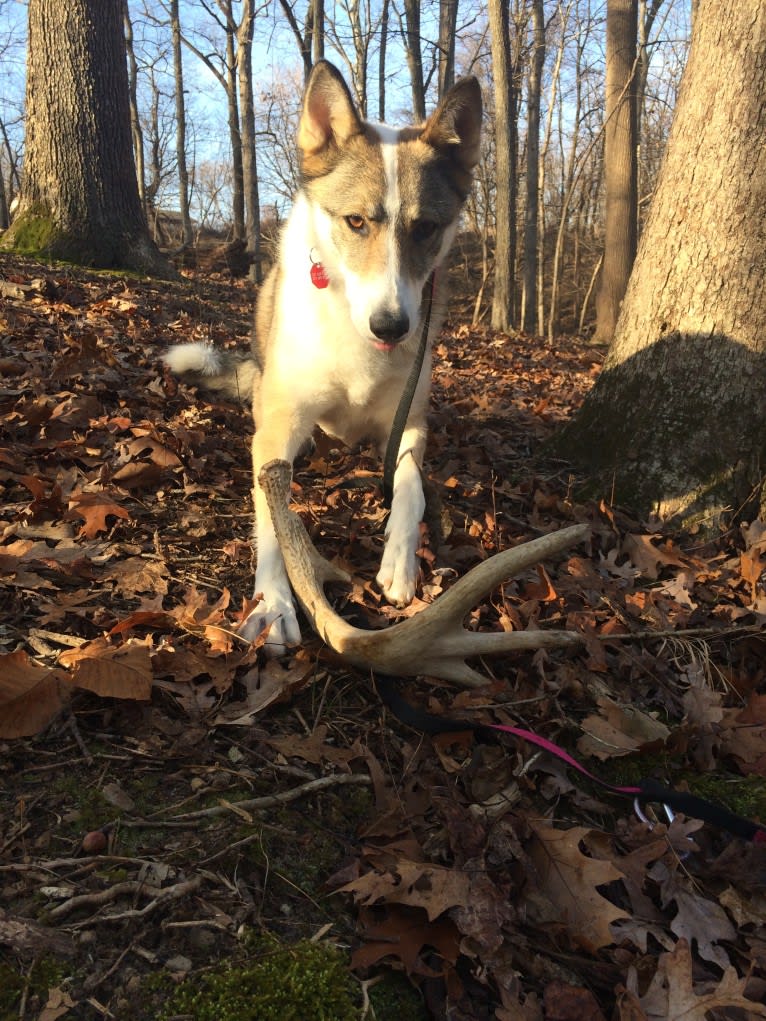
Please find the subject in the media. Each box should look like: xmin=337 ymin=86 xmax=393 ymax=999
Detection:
xmin=297 ymin=61 xmax=482 ymax=351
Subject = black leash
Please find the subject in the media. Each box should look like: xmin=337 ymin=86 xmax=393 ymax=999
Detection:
xmin=374 ymin=674 xmax=766 ymax=845
xmin=381 ymin=273 xmax=436 ymax=508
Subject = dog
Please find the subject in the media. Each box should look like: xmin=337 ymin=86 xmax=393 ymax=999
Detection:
xmin=165 ymin=60 xmax=482 ymax=654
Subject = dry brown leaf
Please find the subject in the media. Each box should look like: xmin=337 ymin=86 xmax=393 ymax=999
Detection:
xmin=526 ymin=821 xmax=629 ymax=952
xmin=638 ymin=939 xmax=766 ymax=1020
xmin=59 ymin=636 xmax=153 ymax=699
xmin=577 ymin=696 xmax=670 ymax=761
xmin=65 ymin=490 xmax=131 ymax=538
xmin=0 ymin=651 xmax=72 ymax=738
xmin=340 ymin=858 xmax=471 ymax=922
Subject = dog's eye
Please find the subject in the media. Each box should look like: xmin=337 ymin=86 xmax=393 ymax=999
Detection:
xmin=345 ymin=214 xmax=366 ymax=233
xmin=412 ymin=220 xmax=438 ymax=243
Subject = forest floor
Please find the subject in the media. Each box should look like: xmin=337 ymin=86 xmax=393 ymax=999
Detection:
xmin=1 ymin=251 xmax=765 ymax=1021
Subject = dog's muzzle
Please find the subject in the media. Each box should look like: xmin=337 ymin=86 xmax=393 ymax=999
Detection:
xmin=369 ymin=309 xmax=410 ymax=347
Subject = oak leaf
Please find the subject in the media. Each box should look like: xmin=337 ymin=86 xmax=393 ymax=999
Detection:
xmin=639 ymin=939 xmax=766 ymax=1020
xmin=526 ymin=821 xmax=629 ymax=952
xmin=65 ymin=491 xmax=130 ymax=538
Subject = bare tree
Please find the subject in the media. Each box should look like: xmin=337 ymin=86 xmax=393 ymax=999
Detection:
xmin=555 ymin=0 xmax=766 ymax=529
xmin=169 ymin=0 xmax=194 ymax=248
xmin=521 ymin=0 xmax=545 ymax=332
xmin=277 ymin=0 xmax=322 ymax=82
xmin=488 ymin=0 xmax=526 ymax=331
xmin=378 ymin=0 xmax=390 ymax=119
xmin=123 ymin=2 xmax=148 ymax=220
xmin=237 ymin=0 xmax=261 ymax=281
xmin=437 ymin=0 xmax=459 ymax=98
xmin=2 ymin=0 xmax=171 ymax=275
xmin=400 ymin=0 xmax=426 ymax=119
xmin=593 ymin=0 xmax=638 ymax=343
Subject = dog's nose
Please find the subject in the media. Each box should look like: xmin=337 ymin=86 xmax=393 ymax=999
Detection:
xmin=370 ymin=310 xmax=410 ymax=343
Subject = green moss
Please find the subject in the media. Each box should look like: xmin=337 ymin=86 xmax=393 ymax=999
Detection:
xmin=368 ymin=971 xmax=428 ymax=1021
xmin=3 ymin=210 xmax=57 ymax=255
xmin=0 ymin=957 xmax=68 ymax=1021
xmin=578 ymin=751 xmax=766 ymax=825
xmin=159 ymin=935 xmax=358 ymax=1021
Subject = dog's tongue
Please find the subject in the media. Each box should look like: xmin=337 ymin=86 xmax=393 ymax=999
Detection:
xmin=372 ymin=339 xmax=397 ymax=353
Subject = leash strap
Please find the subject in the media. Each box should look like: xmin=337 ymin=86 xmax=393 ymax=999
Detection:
xmin=382 ymin=273 xmax=436 ymax=508
xmin=374 ymin=674 xmax=766 ymax=844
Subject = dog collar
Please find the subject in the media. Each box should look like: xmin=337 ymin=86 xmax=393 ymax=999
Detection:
xmin=309 ymin=249 xmax=329 ymax=289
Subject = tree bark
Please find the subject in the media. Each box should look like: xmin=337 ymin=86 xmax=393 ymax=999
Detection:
xmin=437 ymin=0 xmax=459 ymax=99
xmin=593 ymin=0 xmax=638 ymax=343
xmin=170 ymin=0 xmax=194 ymax=248
xmin=402 ymin=0 xmax=426 ymax=120
xmin=4 ymin=0 xmax=172 ymax=276
xmin=521 ymin=0 xmax=544 ymax=333
xmin=554 ymin=0 xmax=766 ymax=529
xmin=123 ymin=1 xmax=147 ymax=221
xmin=488 ymin=0 xmax=518 ymax=331
xmin=237 ymin=0 xmax=261 ymax=283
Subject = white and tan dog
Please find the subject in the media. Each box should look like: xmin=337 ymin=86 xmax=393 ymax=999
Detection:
xmin=166 ymin=61 xmax=482 ymax=654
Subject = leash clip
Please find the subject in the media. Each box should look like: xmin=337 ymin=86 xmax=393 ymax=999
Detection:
xmin=633 ymin=797 xmax=692 ymax=860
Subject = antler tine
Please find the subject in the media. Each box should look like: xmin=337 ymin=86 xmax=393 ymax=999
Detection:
xmin=258 ymin=459 xmax=588 ymax=687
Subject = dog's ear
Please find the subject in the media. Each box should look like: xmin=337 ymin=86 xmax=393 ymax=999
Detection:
xmin=421 ymin=77 xmax=483 ymax=173
xmin=298 ymin=61 xmax=363 ymax=159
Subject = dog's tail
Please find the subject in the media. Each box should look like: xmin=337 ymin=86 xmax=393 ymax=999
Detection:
xmin=164 ymin=342 xmax=258 ymax=403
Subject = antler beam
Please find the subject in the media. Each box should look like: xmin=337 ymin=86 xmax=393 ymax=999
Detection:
xmin=259 ymin=459 xmax=588 ymax=686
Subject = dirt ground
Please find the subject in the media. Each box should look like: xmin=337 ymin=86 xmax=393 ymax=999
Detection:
xmin=1 ymin=252 xmax=765 ymax=1020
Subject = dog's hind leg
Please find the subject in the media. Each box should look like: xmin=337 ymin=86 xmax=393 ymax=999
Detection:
xmin=376 ymin=424 xmax=427 ymax=606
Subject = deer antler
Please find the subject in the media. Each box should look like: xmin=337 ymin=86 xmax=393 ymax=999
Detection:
xmin=259 ymin=459 xmax=589 ymax=686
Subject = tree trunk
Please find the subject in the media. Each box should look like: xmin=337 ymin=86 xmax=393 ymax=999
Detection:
xmin=170 ymin=0 xmax=194 ymax=248
xmin=593 ymin=0 xmax=638 ymax=343
xmin=437 ymin=0 xmax=459 ymax=99
xmin=554 ymin=0 xmax=766 ymax=529
xmin=521 ymin=0 xmax=544 ymax=333
xmin=237 ymin=0 xmax=261 ymax=283
xmin=378 ymin=0 xmax=390 ymax=120
xmin=123 ymin=1 xmax=147 ymax=221
xmin=488 ymin=0 xmax=517 ymax=331
xmin=223 ymin=6 xmax=246 ymax=242
xmin=311 ymin=0 xmax=325 ymax=63
xmin=402 ymin=0 xmax=426 ymax=120
xmin=4 ymin=0 xmax=171 ymax=276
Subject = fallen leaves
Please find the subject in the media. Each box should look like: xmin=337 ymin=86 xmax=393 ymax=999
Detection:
xmin=2 ymin=254 xmax=766 ymax=1019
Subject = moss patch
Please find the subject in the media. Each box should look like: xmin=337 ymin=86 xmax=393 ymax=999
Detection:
xmin=0 ymin=957 xmax=67 ymax=1021
xmin=159 ymin=935 xmax=358 ymax=1021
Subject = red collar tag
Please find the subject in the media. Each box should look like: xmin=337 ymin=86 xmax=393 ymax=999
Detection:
xmin=310 ymin=261 xmax=329 ymax=289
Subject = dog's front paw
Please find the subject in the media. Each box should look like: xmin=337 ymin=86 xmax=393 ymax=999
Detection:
xmin=376 ymin=543 xmax=418 ymax=607
xmin=239 ymin=591 xmax=302 ymax=657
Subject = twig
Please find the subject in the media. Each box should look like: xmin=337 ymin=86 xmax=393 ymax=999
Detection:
xmin=167 ymin=772 xmax=373 ymax=822
xmin=49 ymin=881 xmax=163 ymax=921
xmin=595 ymin=623 xmax=763 ymax=643
xmin=71 ymin=876 xmax=203 ymax=927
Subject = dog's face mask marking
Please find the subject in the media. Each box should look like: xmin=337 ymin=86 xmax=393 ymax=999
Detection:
xmin=298 ymin=64 xmax=483 ymax=350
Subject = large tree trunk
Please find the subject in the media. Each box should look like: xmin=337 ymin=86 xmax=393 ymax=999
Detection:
xmin=554 ymin=0 xmax=766 ymax=529
xmin=593 ymin=0 xmax=638 ymax=343
xmin=4 ymin=0 xmax=171 ymax=276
